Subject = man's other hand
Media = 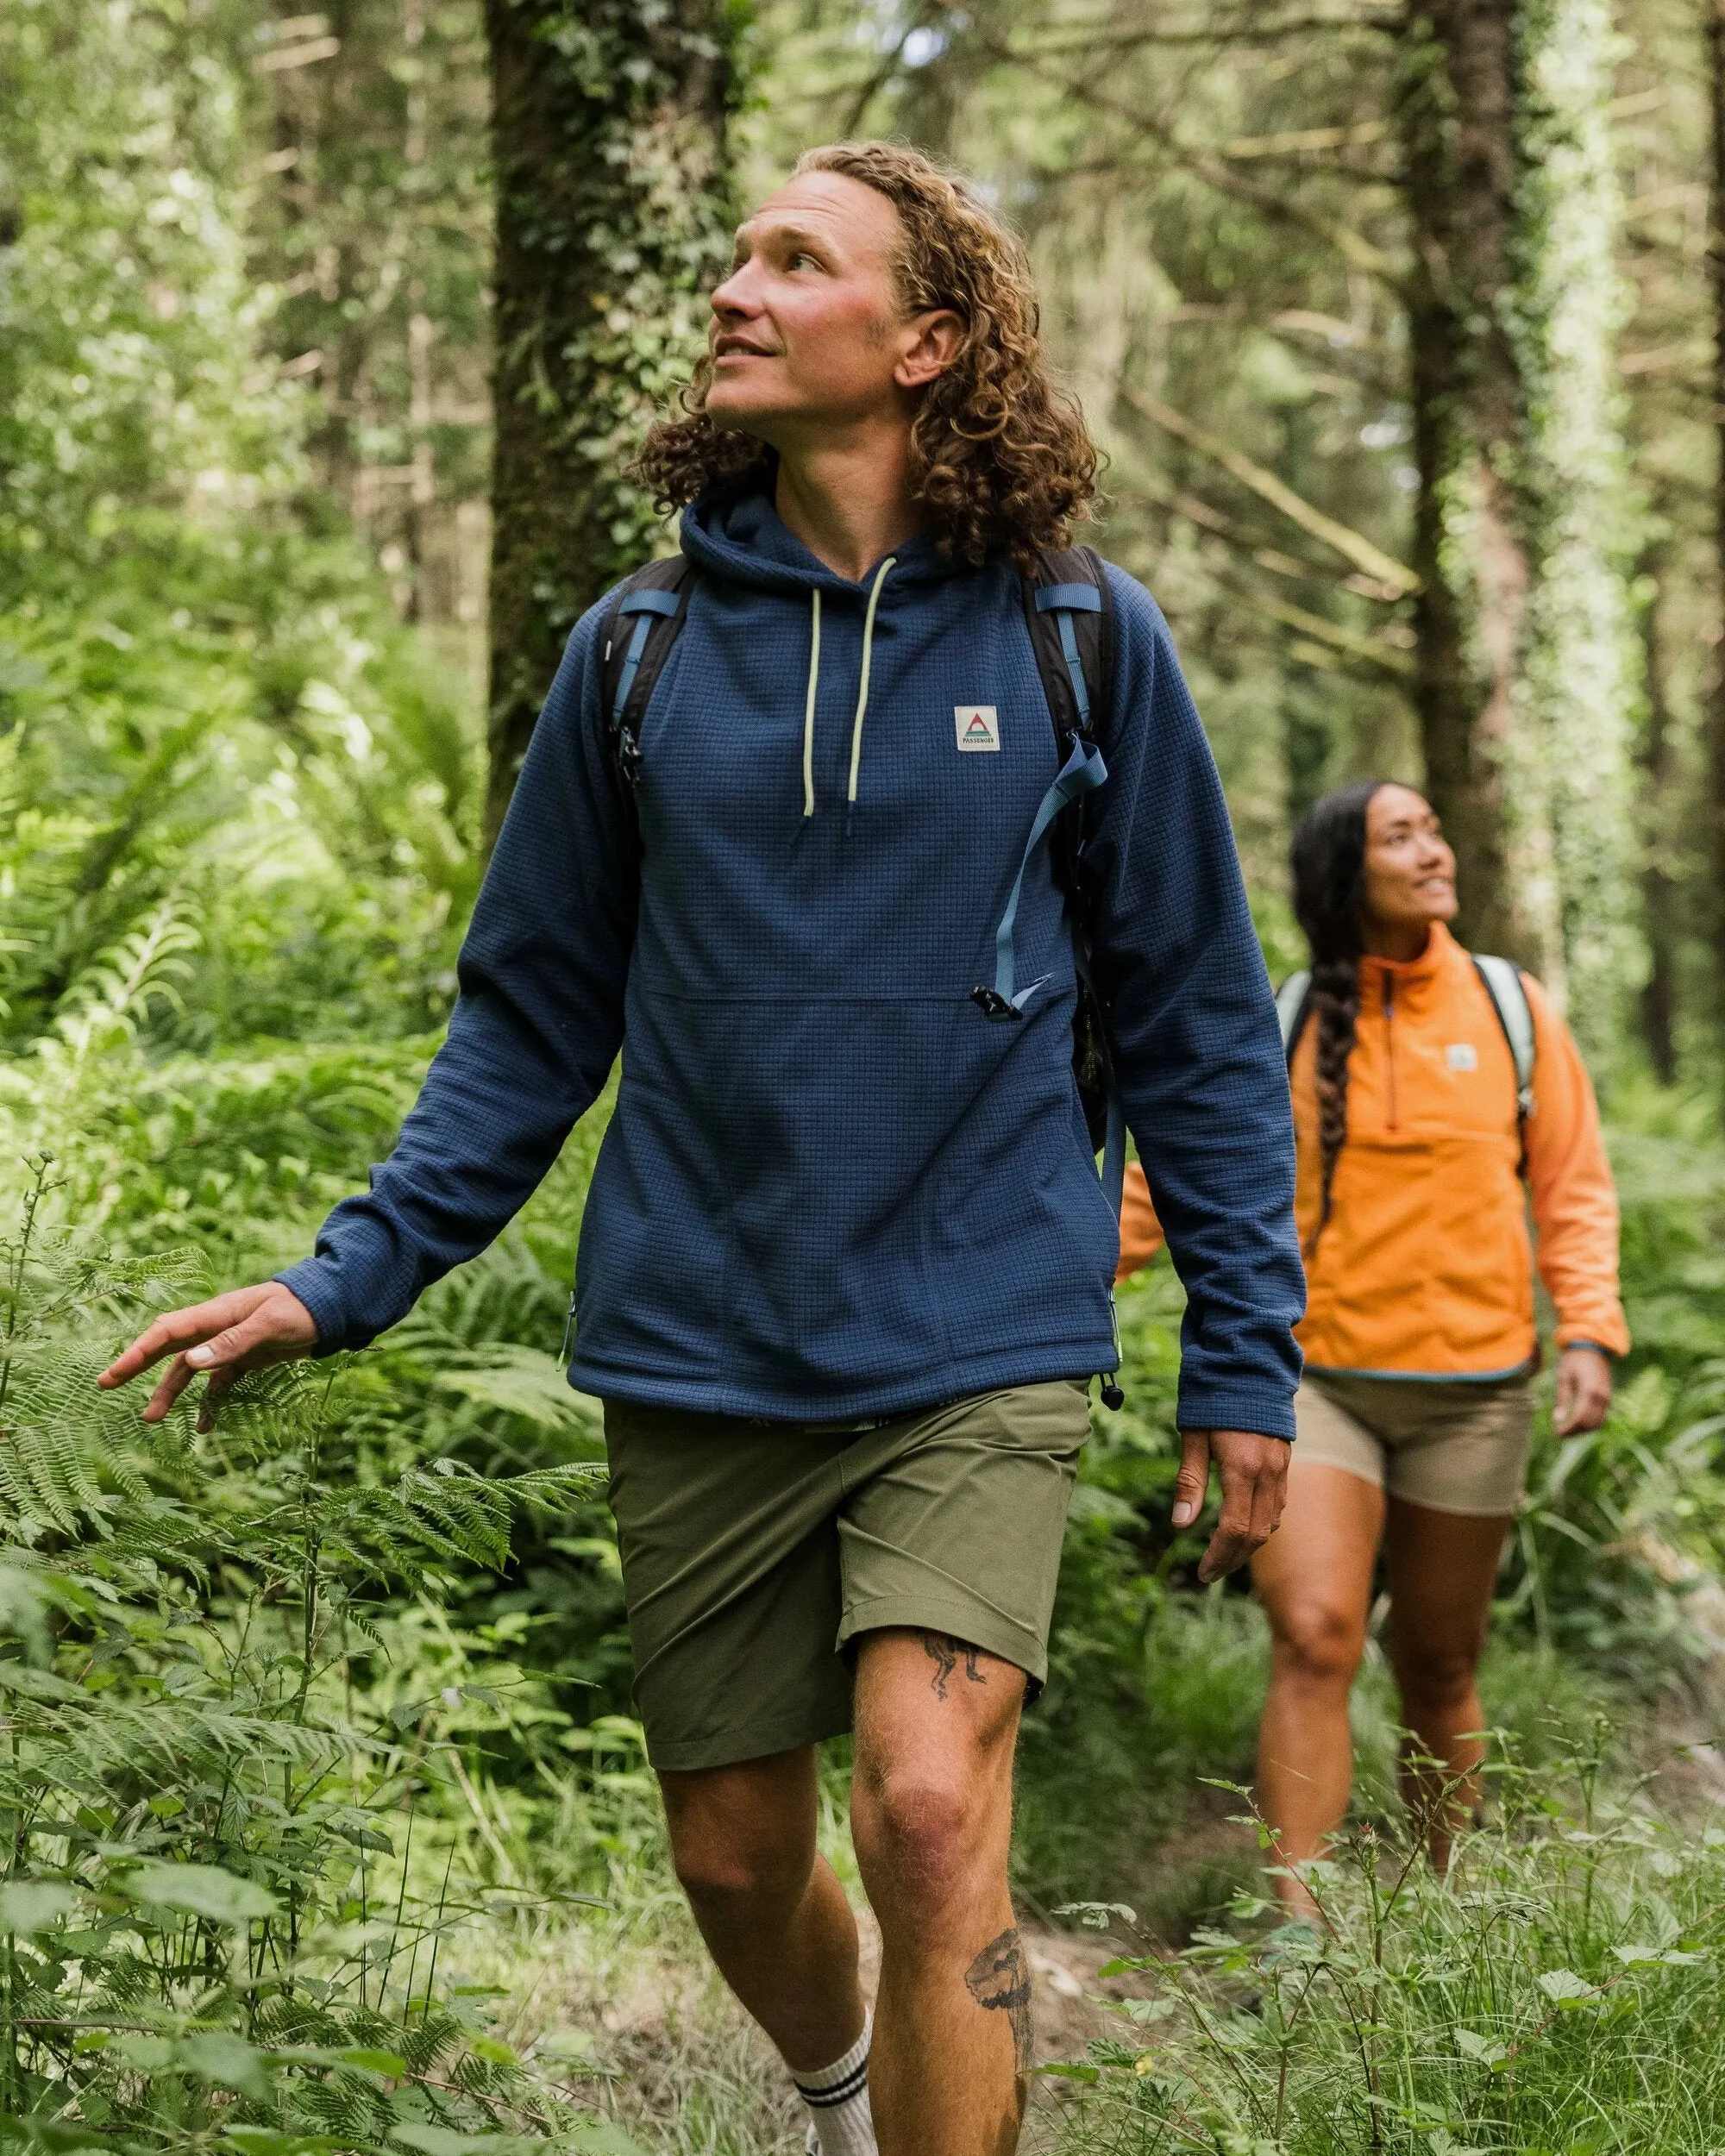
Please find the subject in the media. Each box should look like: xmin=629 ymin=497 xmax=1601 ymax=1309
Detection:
xmin=98 ymin=1282 xmax=319 ymax=1432
xmin=1171 ymin=1427 xmax=1292 ymax=1583
xmin=1553 ymin=1344 xmax=1613 ymax=1437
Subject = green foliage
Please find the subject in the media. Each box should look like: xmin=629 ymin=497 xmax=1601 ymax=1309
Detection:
xmin=1046 ymin=1740 xmax=1725 ymax=2153
xmin=0 ymin=1167 xmax=632 ymax=2150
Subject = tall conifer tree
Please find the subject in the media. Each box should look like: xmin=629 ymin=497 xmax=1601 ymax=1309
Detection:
xmin=1396 ymin=0 xmax=1636 ymax=1012
xmin=481 ymin=0 xmax=742 ymax=846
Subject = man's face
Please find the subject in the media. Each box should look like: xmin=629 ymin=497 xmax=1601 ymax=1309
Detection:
xmin=705 ymin=172 xmax=956 ymax=448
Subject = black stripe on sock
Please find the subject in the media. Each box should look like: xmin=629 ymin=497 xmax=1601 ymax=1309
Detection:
xmin=794 ymin=2056 xmax=870 ymax=2107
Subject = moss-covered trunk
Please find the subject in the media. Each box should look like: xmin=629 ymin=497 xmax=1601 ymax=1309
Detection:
xmin=1706 ymin=0 xmax=1725 ymax=1034
xmin=1396 ymin=0 xmax=1635 ymax=1012
xmin=480 ymin=0 xmax=740 ymax=849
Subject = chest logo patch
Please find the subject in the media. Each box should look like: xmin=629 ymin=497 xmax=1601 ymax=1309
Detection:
xmin=1446 ymin=1042 xmax=1478 ymax=1071
xmin=955 ymin=704 xmax=1000 ymax=752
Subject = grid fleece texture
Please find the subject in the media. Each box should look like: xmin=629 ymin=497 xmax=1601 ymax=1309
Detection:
xmin=278 ymin=492 xmax=1304 ymax=1438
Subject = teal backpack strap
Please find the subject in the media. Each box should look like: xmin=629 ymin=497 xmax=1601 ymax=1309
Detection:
xmin=1471 ymin=953 xmax=1536 ymax=1163
xmin=1275 ymin=970 xmax=1312 ymax=1062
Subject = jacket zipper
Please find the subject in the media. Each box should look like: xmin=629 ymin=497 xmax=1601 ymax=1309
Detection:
xmin=1383 ymin=968 xmax=1399 ymax=1131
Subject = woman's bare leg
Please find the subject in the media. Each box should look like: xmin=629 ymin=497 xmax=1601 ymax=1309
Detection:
xmin=1381 ymin=1500 xmax=1512 ymax=1874
xmin=1250 ymin=1461 xmax=1384 ymax=1909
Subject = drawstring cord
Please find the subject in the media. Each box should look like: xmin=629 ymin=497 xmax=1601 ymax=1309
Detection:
xmin=800 ymin=555 xmax=894 ymax=831
xmin=845 ymin=555 xmax=895 ymax=837
xmin=801 ymin=590 xmax=821 ymax=818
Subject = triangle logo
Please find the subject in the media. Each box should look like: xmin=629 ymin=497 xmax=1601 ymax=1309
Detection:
xmin=955 ymin=704 xmax=1000 ymax=752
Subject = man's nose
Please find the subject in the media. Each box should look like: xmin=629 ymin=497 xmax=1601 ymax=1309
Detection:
xmin=712 ymin=265 xmax=761 ymax=319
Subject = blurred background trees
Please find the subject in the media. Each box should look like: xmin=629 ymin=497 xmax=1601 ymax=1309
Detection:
xmin=13 ymin=0 xmax=1715 ymax=1062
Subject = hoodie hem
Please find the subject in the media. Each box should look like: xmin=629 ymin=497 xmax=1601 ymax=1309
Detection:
xmin=567 ymin=1340 xmax=1117 ymax=1426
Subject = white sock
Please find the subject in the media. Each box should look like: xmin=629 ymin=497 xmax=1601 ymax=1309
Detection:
xmin=792 ymin=2010 xmax=875 ymax=2156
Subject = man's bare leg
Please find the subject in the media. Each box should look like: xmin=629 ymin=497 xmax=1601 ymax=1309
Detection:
xmin=850 ymin=1629 xmax=1028 ymax=2156
xmin=658 ymin=1745 xmax=866 ymax=2072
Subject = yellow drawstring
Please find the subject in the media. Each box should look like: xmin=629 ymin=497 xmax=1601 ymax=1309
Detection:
xmin=802 ymin=590 xmax=821 ymax=818
xmin=846 ymin=556 xmax=896 ymax=832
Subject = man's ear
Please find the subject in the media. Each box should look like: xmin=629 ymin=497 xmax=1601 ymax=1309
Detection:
xmin=894 ymin=308 xmax=965 ymax=391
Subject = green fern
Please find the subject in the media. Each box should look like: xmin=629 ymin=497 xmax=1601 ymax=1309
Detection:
xmin=0 ymin=1175 xmax=622 ymax=2150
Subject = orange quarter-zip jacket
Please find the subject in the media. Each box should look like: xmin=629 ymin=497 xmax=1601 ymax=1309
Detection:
xmin=1116 ymin=921 xmax=1629 ymax=1376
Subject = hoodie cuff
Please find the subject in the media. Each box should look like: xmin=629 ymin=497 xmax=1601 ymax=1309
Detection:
xmin=273 ymin=1261 xmax=348 ymax=1358
xmin=1175 ymin=1386 xmax=1297 ymax=1444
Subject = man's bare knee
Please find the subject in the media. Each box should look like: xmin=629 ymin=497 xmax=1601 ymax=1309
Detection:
xmin=852 ymin=1763 xmax=988 ymax=1918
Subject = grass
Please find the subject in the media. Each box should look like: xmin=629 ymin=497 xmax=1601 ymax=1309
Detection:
xmin=396 ymin=1611 xmax=1660 ymax=2154
xmin=1037 ymin=1731 xmax=1725 ymax=2155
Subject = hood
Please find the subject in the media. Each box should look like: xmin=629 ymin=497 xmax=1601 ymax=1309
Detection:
xmin=679 ymin=486 xmax=969 ymax=600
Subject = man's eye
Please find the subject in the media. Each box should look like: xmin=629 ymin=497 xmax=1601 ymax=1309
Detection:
xmin=789 ymin=250 xmax=819 ymax=271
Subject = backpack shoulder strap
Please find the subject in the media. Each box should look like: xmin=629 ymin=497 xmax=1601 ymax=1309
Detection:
xmin=1019 ymin=545 xmax=1118 ymax=752
xmin=1276 ymin=970 xmax=1313 ymax=1063
xmin=599 ymin=555 xmax=697 ymax=795
xmin=1471 ymin=953 xmax=1536 ymax=1120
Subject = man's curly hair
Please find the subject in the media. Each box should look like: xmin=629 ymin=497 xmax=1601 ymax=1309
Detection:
xmin=633 ymin=141 xmax=1098 ymax=567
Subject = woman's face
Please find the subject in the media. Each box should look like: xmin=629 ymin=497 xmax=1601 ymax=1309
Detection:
xmin=1362 ymin=783 xmax=1457 ymax=937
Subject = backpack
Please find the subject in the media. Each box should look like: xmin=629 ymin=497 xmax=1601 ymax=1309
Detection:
xmin=596 ymin=543 xmax=1124 ymax=1204
xmin=1275 ymin=955 xmax=1536 ymax=1163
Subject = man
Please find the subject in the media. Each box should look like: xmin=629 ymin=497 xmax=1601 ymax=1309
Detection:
xmin=102 ymin=143 xmax=1303 ymax=2156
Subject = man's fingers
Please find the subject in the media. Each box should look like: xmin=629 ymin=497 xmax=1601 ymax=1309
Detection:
xmin=99 ymin=1291 xmax=262 ymax=1389
xmin=141 ymin=1356 xmax=200 ymax=1426
xmin=1198 ymin=1473 xmax=1260 ymax=1582
xmin=1248 ymin=1461 xmax=1286 ymax=1546
xmin=1170 ymin=1428 xmax=1211 ymax=1529
xmin=182 ymin=1313 xmax=278 ymax=1375
xmin=1193 ymin=1434 xmax=1291 ymax=1582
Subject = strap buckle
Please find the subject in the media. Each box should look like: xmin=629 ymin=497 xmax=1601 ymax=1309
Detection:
xmin=970 ymin=985 xmax=1022 ymax=1023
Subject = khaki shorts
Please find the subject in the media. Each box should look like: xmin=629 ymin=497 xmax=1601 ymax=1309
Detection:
xmin=1295 ymin=1370 xmax=1533 ymax=1517
xmin=602 ymin=1382 xmax=1089 ymax=1772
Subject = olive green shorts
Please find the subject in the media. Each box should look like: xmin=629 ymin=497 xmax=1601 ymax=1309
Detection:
xmin=601 ymin=1382 xmax=1090 ymax=1772
xmin=1295 ymin=1371 xmax=1534 ymax=1517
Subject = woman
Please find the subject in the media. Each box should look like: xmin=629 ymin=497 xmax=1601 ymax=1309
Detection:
xmin=1117 ymin=779 xmax=1627 ymax=1899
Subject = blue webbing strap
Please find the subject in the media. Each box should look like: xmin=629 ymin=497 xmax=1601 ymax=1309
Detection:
xmin=976 ymin=734 xmax=1107 ymax=1018
xmin=612 ymin=586 xmax=682 ymax=724
xmin=1034 ymin=584 xmax=1103 ymax=733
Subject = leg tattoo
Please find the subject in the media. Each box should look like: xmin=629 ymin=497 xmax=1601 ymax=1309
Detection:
xmin=923 ymin=1633 xmax=957 ymax=1699
xmin=965 ymin=1925 xmax=1033 ymax=2078
xmin=922 ymin=1632 xmax=989 ymax=1701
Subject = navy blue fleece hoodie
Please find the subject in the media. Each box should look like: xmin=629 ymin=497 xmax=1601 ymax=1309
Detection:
xmin=279 ymin=492 xmax=1304 ymax=1437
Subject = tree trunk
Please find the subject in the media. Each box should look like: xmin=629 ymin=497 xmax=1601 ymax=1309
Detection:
xmin=1706 ymin=0 xmax=1725 ymax=1035
xmin=1397 ymin=0 xmax=1527 ymax=962
xmin=1635 ymin=542 xmax=1679 ymax=1084
xmin=1395 ymin=0 xmax=1636 ymax=1016
xmin=480 ymin=0 xmax=739 ymax=849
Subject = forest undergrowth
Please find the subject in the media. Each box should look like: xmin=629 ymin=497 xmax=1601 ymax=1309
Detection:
xmin=8 ymin=5 xmax=1725 ymax=2136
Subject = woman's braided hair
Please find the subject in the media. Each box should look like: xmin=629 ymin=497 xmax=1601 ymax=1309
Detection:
xmin=1289 ymin=780 xmax=1388 ymax=1257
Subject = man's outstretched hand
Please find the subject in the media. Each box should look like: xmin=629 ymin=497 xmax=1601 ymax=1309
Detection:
xmin=1171 ymin=1427 xmax=1292 ymax=1583
xmin=98 ymin=1282 xmax=319 ymax=1432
